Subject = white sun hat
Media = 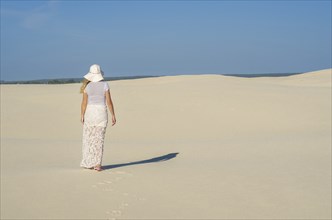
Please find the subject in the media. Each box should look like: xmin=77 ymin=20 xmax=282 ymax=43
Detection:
xmin=84 ymin=64 xmax=104 ymax=82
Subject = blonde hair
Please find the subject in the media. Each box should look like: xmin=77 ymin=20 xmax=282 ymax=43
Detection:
xmin=80 ymin=78 xmax=90 ymax=93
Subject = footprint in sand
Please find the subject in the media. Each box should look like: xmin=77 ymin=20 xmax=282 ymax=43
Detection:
xmin=103 ymin=188 xmax=113 ymax=191
xmin=111 ymin=209 xmax=122 ymax=216
xmin=115 ymin=177 xmax=122 ymax=181
xmin=93 ymin=170 xmax=135 ymax=218
xmin=139 ymin=197 xmax=146 ymax=201
xmin=119 ymin=202 xmax=129 ymax=209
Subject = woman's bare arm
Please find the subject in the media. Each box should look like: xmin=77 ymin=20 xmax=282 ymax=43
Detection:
xmin=105 ymin=90 xmax=116 ymax=126
xmin=81 ymin=93 xmax=88 ymax=124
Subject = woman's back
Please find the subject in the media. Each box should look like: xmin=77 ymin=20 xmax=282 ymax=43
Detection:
xmin=85 ymin=81 xmax=110 ymax=105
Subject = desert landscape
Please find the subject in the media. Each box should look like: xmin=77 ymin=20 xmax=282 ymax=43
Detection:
xmin=1 ymin=69 xmax=331 ymax=219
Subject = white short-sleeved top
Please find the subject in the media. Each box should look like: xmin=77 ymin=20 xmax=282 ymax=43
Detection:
xmin=84 ymin=81 xmax=110 ymax=105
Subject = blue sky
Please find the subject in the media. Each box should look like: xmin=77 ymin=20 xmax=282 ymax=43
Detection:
xmin=1 ymin=0 xmax=331 ymax=81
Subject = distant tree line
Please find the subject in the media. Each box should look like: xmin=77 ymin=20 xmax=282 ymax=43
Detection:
xmin=0 ymin=79 xmax=79 ymax=84
xmin=47 ymin=79 xmax=76 ymax=84
xmin=0 ymin=76 xmax=160 ymax=84
xmin=0 ymin=73 xmax=303 ymax=84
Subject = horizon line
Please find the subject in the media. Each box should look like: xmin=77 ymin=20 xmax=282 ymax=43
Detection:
xmin=0 ymin=72 xmax=308 ymax=84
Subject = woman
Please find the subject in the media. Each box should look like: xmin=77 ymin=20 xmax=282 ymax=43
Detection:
xmin=80 ymin=64 xmax=116 ymax=171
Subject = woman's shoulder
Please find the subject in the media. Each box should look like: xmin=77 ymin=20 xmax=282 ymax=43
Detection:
xmin=90 ymin=81 xmax=106 ymax=85
xmin=94 ymin=81 xmax=107 ymax=84
xmin=94 ymin=81 xmax=109 ymax=90
xmin=98 ymin=81 xmax=108 ymax=86
xmin=103 ymin=81 xmax=110 ymax=90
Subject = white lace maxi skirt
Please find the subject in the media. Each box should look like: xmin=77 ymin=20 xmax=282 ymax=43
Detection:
xmin=80 ymin=104 xmax=108 ymax=168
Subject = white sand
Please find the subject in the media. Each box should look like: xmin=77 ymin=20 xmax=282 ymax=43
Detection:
xmin=1 ymin=69 xmax=331 ymax=219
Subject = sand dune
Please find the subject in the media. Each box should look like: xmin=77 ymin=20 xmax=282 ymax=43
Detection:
xmin=1 ymin=69 xmax=331 ymax=219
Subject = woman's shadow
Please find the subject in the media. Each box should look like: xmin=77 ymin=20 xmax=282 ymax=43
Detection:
xmin=102 ymin=152 xmax=179 ymax=170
